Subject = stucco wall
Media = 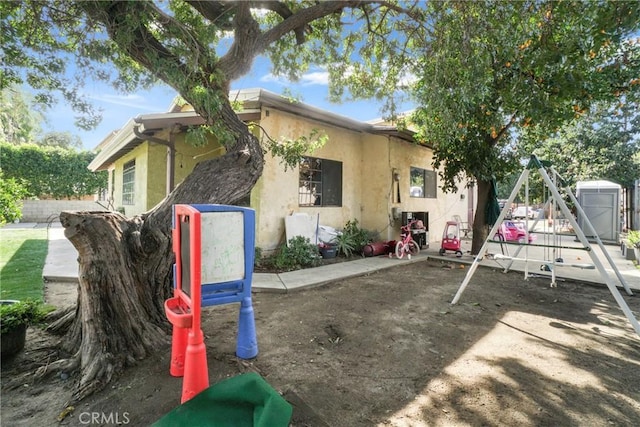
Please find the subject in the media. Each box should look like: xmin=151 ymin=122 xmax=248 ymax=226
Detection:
xmin=252 ymin=110 xmax=468 ymax=251
xmin=253 ymin=108 xmax=470 ymax=251
xmin=20 ymin=200 xmax=109 ymax=223
xmin=173 ymin=133 xmax=225 ymax=185
xmin=113 ymin=143 xmax=149 ymax=217
xmin=359 ymin=134 xmax=394 ymax=240
xmin=146 ymin=142 xmax=169 ymax=209
xmin=387 ymin=139 xmax=470 ymax=243
xmin=101 ymin=102 xmax=473 ymax=249
xmin=253 ymin=107 xmax=367 ymax=251
xmin=109 ymin=131 xmax=226 ymax=217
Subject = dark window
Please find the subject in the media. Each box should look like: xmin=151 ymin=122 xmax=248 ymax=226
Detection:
xmin=299 ymin=157 xmax=342 ymax=207
xmin=410 ymin=167 xmax=437 ymax=199
xmin=122 ymin=160 xmax=135 ymax=205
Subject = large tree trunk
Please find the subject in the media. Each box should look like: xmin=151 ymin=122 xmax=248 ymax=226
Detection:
xmin=470 ymin=178 xmax=492 ymax=255
xmin=50 ymin=211 xmax=170 ymax=400
xmin=38 ymin=101 xmax=264 ymax=402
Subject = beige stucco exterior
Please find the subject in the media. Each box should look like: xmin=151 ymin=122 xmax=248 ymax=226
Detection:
xmin=95 ymin=89 xmax=474 ymax=251
xmin=251 ymin=107 xmax=472 ymax=252
xmin=107 ymin=130 xmax=225 ymax=217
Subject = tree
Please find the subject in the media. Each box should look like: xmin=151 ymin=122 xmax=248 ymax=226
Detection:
xmin=39 ymin=131 xmax=83 ymax=150
xmin=2 ymin=0 xmax=424 ymax=401
xmin=0 ymin=170 xmax=28 ymax=224
xmin=0 ymin=86 xmax=84 ymax=149
xmin=0 ymin=85 xmax=44 ymax=144
xmin=519 ymin=100 xmax=640 ymax=196
xmin=408 ymin=1 xmax=640 ymax=253
xmin=497 ymin=96 xmax=640 ymax=204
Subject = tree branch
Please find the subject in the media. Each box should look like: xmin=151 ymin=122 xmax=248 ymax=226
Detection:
xmin=215 ymin=0 xmax=364 ymax=81
xmin=250 ymin=1 xmax=308 ymax=44
xmin=186 ymin=1 xmax=236 ymax=31
xmin=79 ymin=2 xmax=194 ymax=87
xmin=260 ymin=1 xmax=359 ymax=47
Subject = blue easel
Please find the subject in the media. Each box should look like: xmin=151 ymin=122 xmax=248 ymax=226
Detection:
xmin=165 ymin=204 xmax=258 ymax=403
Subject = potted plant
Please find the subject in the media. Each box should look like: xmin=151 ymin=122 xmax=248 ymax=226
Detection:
xmin=0 ymin=299 xmax=45 ymax=359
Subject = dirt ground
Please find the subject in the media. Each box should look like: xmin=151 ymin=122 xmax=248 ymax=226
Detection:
xmin=2 ymin=258 xmax=640 ymax=426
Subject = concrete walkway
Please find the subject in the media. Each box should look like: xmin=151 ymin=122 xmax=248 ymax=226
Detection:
xmin=4 ymin=221 xmax=639 ymax=293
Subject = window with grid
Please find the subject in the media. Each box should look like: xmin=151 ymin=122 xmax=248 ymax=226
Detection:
xmin=298 ymin=157 xmax=342 ymax=207
xmin=410 ymin=167 xmax=437 ymax=199
xmin=122 ymin=160 xmax=135 ymax=205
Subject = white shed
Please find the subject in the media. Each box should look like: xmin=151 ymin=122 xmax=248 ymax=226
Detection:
xmin=576 ymin=180 xmax=621 ymax=243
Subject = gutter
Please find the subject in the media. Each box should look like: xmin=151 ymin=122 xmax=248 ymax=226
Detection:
xmin=133 ymin=118 xmax=177 ymax=195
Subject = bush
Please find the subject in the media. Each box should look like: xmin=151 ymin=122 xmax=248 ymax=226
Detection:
xmin=271 ymin=236 xmax=320 ymax=271
xmin=337 ymin=219 xmax=378 ymax=257
xmin=335 ymin=232 xmax=357 ymax=258
xmin=254 ymin=246 xmax=265 ymax=269
xmin=627 ymin=230 xmax=640 ymax=249
xmin=0 ymin=170 xmax=28 ymax=225
xmin=0 ymin=143 xmax=107 ymax=199
xmin=0 ymin=299 xmax=46 ymax=334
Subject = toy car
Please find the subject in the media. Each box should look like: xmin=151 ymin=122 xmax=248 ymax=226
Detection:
xmin=495 ymin=220 xmax=535 ymax=243
xmin=439 ymin=221 xmax=463 ymax=257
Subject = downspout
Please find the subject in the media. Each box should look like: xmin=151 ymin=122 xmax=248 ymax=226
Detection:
xmin=133 ymin=119 xmax=178 ymax=195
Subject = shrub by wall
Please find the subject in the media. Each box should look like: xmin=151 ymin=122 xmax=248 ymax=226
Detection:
xmin=0 ymin=143 xmax=107 ymax=199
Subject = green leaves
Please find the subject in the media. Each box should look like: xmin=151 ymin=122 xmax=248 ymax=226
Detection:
xmin=264 ymin=128 xmax=328 ymax=171
xmin=272 ymin=236 xmax=320 ymax=271
xmin=409 ymin=0 xmax=640 ymax=192
xmin=521 ymin=101 xmax=640 ymax=189
xmin=0 ymin=170 xmax=28 ymax=224
xmin=335 ymin=219 xmax=374 ymax=258
xmin=0 ymin=143 xmax=107 ymax=199
xmin=0 ymin=299 xmax=46 ymax=334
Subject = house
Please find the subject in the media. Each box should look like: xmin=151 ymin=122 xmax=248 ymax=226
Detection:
xmin=88 ymin=88 xmax=474 ymax=252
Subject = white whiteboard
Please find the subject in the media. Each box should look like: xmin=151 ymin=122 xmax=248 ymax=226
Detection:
xmin=200 ymin=212 xmax=245 ymax=283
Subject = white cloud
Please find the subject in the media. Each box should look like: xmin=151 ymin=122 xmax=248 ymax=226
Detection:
xmin=259 ymin=69 xmax=329 ymax=86
xmin=87 ymin=93 xmax=160 ymax=111
xmin=300 ymin=71 xmax=329 ymax=86
xmin=259 ymin=73 xmax=283 ymax=84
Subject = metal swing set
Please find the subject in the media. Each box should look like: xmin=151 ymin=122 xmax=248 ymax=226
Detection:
xmin=451 ymin=155 xmax=640 ymax=337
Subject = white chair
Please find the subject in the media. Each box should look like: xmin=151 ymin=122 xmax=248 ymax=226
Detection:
xmin=452 ymin=215 xmax=471 ymax=238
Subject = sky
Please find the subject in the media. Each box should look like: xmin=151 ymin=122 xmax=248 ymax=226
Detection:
xmin=41 ymin=55 xmax=415 ymax=151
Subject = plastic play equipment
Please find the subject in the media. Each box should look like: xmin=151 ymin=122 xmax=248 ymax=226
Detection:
xmin=439 ymin=221 xmax=463 ymax=257
xmin=164 ymin=204 xmax=258 ymax=403
xmin=451 ymin=155 xmax=640 ymax=337
xmin=394 ymin=220 xmax=421 ymax=259
xmin=495 ymin=220 xmax=535 ymax=244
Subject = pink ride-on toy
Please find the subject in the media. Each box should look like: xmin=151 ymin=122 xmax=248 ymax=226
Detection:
xmin=393 ymin=220 xmax=421 ymax=259
xmin=439 ymin=221 xmax=463 ymax=257
xmin=494 ymin=220 xmax=536 ymax=243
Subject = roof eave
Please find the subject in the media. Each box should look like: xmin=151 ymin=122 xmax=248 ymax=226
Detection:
xmin=88 ymin=119 xmax=137 ymax=171
xmin=89 ymin=89 xmax=420 ymax=171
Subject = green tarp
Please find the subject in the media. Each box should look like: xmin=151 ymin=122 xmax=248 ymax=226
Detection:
xmin=153 ymin=372 xmax=292 ymax=427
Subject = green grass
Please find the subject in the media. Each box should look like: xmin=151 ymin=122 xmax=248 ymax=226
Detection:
xmin=0 ymin=228 xmax=48 ymax=301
